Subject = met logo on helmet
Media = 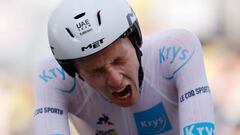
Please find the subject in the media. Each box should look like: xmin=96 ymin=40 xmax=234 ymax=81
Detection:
xmin=81 ymin=38 xmax=105 ymax=52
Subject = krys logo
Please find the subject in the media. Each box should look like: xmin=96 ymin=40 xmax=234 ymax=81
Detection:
xmin=159 ymin=46 xmax=195 ymax=80
xmin=183 ymin=122 xmax=215 ymax=135
xmin=39 ymin=67 xmax=76 ymax=93
xmin=134 ymin=102 xmax=172 ymax=135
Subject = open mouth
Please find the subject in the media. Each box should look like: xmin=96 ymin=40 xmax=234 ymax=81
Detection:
xmin=112 ymin=85 xmax=131 ymax=99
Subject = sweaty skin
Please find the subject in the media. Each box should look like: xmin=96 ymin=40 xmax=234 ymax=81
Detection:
xmin=74 ymin=38 xmax=140 ymax=107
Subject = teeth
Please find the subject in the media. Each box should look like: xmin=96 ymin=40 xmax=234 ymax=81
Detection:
xmin=115 ymin=87 xmax=126 ymax=93
xmin=112 ymin=85 xmax=131 ymax=99
xmin=118 ymin=92 xmax=131 ymax=99
xmin=112 ymin=86 xmax=126 ymax=94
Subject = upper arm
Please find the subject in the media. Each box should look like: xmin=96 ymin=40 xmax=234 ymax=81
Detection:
xmin=168 ymin=30 xmax=215 ymax=134
xmin=33 ymin=59 xmax=73 ymax=135
xmin=148 ymin=29 xmax=215 ymax=134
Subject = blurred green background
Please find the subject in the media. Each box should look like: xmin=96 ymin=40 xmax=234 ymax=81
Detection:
xmin=0 ymin=0 xmax=240 ymax=134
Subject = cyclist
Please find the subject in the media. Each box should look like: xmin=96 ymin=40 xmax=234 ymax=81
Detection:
xmin=34 ymin=0 xmax=215 ymax=134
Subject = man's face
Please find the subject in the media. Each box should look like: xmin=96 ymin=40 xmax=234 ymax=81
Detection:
xmin=74 ymin=38 xmax=140 ymax=107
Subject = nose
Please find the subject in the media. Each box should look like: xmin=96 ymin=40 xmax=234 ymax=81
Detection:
xmin=106 ymin=67 xmax=123 ymax=90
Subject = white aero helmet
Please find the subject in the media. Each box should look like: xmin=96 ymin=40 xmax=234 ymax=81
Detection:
xmin=48 ymin=0 xmax=143 ymax=82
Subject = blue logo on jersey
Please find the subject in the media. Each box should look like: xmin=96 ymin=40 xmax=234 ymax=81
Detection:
xmin=39 ymin=67 xmax=76 ymax=93
xmin=39 ymin=67 xmax=66 ymax=82
xmin=184 ymin=122 xmax=215 ymax=135
xmin=57 ymin=78 xmax=76 ymax=93
xmin=159 ymin=46 xmax=195 ymax=80
xmin=134 ymin=102 xmax=172 ymax=135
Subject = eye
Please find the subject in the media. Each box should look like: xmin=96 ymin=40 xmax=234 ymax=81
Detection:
xmin=113 ymin=57 xmax=126 ymax=65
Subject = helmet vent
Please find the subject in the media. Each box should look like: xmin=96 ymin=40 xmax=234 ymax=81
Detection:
xmin=50 ymin=46 xmax=55 ymax=55
xmin=74 ymin=12 xmax=85 ymax=19
xmin=97 ymin=11 xmax=101 ymax=25
xmin=65 ymin=28 xmax=75 ymax=38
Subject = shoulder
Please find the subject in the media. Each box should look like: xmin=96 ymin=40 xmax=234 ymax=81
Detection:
xmin=34 ymin=57 xmax=77 ymax=98
xmin=35 ymin=58 xmax=70 ymax=85
xmin=142 ymin=29 xmax=201 ymax=50
xmin=34 ymin=57 xmax=98 ymax=115
xmin=141 ymin=29 xmax=203 ymax=80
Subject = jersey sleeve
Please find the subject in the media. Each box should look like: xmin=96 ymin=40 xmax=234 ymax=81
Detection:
xmin=165 ymin=30 xmax=215 ymax=135
xmin=33 ymin=58 xmax=73 ymax=135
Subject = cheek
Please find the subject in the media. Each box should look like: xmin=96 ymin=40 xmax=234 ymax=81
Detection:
xmin=128 ymin=58 xmax=139 ymax=74
xmin=124 ymin=62 xmax=139 ymax=81
xmin=85 ymin=77 xmax=105 ymax=91
xmin=127 ymin=59 xmax=140 ymax=84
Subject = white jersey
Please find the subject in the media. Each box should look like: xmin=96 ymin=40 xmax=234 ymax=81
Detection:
xmin=34 ymin=29 xmax=215 ymax=135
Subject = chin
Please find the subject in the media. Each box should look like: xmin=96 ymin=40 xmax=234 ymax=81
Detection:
xmin=116 ymin=101 xmax=136 ymax=107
